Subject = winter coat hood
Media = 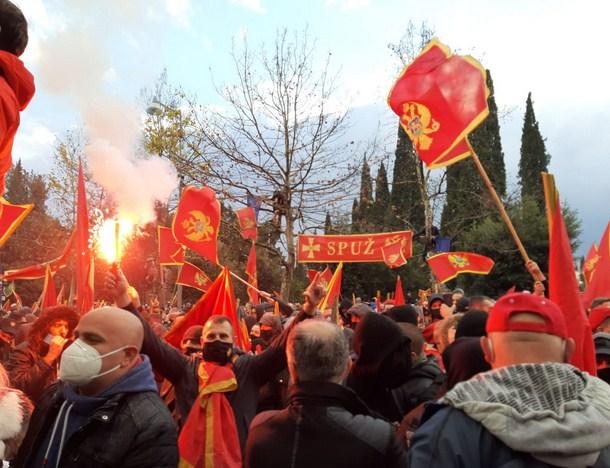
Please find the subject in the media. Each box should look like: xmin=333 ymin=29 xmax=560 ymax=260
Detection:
xmin=0 ymin=51 xmax=34 ymax=109
xmin=442 ymin=362 xmax=610 ymax=468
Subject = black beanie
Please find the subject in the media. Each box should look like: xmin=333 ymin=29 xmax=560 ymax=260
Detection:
xmin=385 ymin=305 xmax=418 ymax=326
xmin=455 ymin=310 xmax=488 ymax=339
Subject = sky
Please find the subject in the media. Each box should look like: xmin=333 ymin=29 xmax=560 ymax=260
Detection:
xmin=11 ymin=0 xmax=610 ymax=256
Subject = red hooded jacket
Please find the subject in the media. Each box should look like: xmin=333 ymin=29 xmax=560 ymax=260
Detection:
xmin=0 ymin=50 xmax=35 ymax=194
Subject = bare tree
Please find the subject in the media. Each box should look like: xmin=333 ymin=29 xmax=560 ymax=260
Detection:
xmin=186 ymin=29 xmax=360 ymax=296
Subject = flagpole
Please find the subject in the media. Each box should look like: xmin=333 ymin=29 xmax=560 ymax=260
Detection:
xmin=229 ymin=270 xmax=270 ymax=298
xmin=469 ymin=147 xmax=533 ymax=267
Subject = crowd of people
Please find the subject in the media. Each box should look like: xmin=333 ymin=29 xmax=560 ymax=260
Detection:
xmin=0 ymin=263 xmax=609 ymax=467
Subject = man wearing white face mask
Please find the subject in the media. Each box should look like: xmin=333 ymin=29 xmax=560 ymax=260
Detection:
xmin=12 ymin=307 xmax=178 ymax=468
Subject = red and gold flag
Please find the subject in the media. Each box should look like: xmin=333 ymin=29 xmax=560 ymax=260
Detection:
xmin=245 ymin=243 xmax=259 ymax=305
xmin=583 ymin=222 xmax=610 ymax=310
xmin=158 ymin=226 xmax=185 ymax=265
xmin=382 ymin=241 xmax=408 ymax=268
xmin=297 ymin=231 xmax=412 ymax=264
xmin=394 ymin=276 xmax=406 ymax=306
xmin=319 ymin=262 xmax=343 ymax=312
xmin=583 ymin=243 xmax=600 ymax=286
xmin=173 ymin=186 xmax=220 ymax=264
xmin=0 ymin=197 xmax=32 ymax=248
xmin=40 ymin=265 xmax=57 ymax=310
xmin=388 ymin=38 xmax=489 ymax=169
xmin=427 ymin=252 xmax=494 ymax=283
xmin=307 ymin=269 xmax=318 ymax=283
xmin=165 ymin=267 xmax=244 ymax=349
xmin=76 ymin=162 xmax=93 ymax=314
xmin=176 ymin=262 xmax=212 ymax=293
xmin=543 ymin=173 xmax=596 ymax=374
xmin=1 ymin=231 xmax=74 ymax=281
xmin=235 ymin=207 xmax=257 ymax=240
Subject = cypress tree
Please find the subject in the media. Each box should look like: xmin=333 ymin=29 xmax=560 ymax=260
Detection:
xmin=5 ymin=160 xmax=29 ymax=205
xmin=388 ymin=124 xmax=424 ymax=231
xmin=357 ymin=158 xmax=374 ymax=232
xmin=351 ymin=199 xmax=359 ymax=232
xmin=324 ymin=212 xmax=332 ymax=234
xmin=519 ymin=92 xmax=550 ymax=207
xmin=372 ymin=162 xmax=390 ymax=229
xmin=441 ymin=69 xmax=506 ymax=239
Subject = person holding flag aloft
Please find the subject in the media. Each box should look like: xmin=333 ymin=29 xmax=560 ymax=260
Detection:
xmin=105 ymin=268 xmax=323 ymax=467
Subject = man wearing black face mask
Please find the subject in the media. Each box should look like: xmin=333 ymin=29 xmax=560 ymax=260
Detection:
xmin=252 ymin=313 xmax=282 ymax=354
xmin=105 ymin=268 xmax=320 ymax=463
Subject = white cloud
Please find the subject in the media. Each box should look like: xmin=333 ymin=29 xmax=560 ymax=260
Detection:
xmin=12 ymin=120 xmax=57 ymax=166
xmin=230 ymin=0 xmax=267 ymax=14
xmin=164 ymin=0 xmax=192 ymax=27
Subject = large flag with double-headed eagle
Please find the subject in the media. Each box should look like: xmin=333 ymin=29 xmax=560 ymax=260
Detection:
xmin=427 ymin=251 xmax=494 ymax=283
xmin=176 ymin=261 xmax=212 ymax=293
xmin=172 ymin=186 xmax=220 ymax=264
xmin=388 ymin=38 xmax=489 ymax=169
xmin=158 ymin=226 xmax=185 ymax=265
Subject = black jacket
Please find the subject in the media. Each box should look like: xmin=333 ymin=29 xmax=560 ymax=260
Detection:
xmin=11 ymin=382 xmax=178 ymax=468
xmin=392 ymin=356 xmax=445 ymax=416
xmin=246 ymin=381 xmax=407 ymax=468
xmin=6 ymin=342 xmax=57 ymax=403
xmin=123 ymin=302 xmax=306 ymax=453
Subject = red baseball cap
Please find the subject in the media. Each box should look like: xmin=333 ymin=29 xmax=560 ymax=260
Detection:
xmin=487 ymin=293 xmax=567 ymax=339
xmin=589 ymin=307 xmax=610 ymax=332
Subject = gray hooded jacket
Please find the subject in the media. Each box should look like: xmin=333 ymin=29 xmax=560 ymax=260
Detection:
xmin=408 ymin=363 xmax=610 ymax=468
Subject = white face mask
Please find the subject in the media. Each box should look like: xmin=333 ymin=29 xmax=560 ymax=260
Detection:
xmin=59 ymin=339 xmax=129 ymax=386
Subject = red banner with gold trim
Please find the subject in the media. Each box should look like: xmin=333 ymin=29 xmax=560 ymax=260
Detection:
xmin=0 ymin=197 xmax=32 ymax=248
xmin=297 ymin=231 xmax=412 ymax=264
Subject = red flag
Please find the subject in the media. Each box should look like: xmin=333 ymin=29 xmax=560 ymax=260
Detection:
xmin=236 ymin=207 xmax=257 ymax=240
xmin=307 ymin=269 xmax=318 ymax=283
xmin=543 ymin=173 xmax=596 ymax=374
xmin=158 ymin=226 xmax=185 ymax=265
xmin=165 ymin=267 xmax=244 ymax=349
xmin=0 ymin=197 xmax=32 ymax=248
xmin=0 ymin=52 xmax=35 ymax=195
xmin=382 ymin=241 xmax=408 ymax=268
xmin=583 ymin=222 xmax=610 ymax=310
xmin=427 ymin=252 xmax=494 ymax=283
xmin=375 ymin=290 xmax=382 ymax=313
xmin=176 ymin=262 xmax=212 ymax=293
xmin=76 ymin=162 xmax=93 ymax=314
xmin=40 ymin=265 xmax=57 ymax=309
xmin=583 ymin=243 xmax=599 ymax=286
xmin=2 ymin=231 xmax=74 ymax=281
xmin=388 ymin=38 xmax=488 ymax=169
xmin=319 ymin=262 xmax=343 ymax=312
xmin=245 ymin=243 xmax=259 ymax=305
xmin=173 ymin=186 xmax=220 ymax=264
xmin=239 ymin=319 xmax=251 ymax=353
xmin=394 ymin=276 xmax=406 ymax=306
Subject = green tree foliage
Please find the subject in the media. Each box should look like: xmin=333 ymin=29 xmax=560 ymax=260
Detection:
xmin=2 ymin=163 xmax=70 ymax=305
xmin=372 ymin=162 xmax=390 ymax=228
xmin=388 ymin=125 xmax=425 ymax=231
xmin=441 ymin=70 xmax=506 ymax=238
xmin=355 ymin=158 xmax=374 ymax=232
xmin=455 ymin=196 xmax=581 ymax=295
xmin=519 ymin=92 xmax=550 ymax=207
xmin=324 ymin=212 xmax=332 ymax=234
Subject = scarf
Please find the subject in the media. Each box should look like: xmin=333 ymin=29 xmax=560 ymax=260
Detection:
xmin=178 ymin=361 xmax=241 ymax=468
xmin=442 ymin=363 xmax=610 ymax=468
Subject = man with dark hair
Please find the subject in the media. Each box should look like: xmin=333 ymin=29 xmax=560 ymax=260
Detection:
xmin=246 ymin=320 xmax=407 ymax=467
xmin=106 ymin=269 xmax=317 ymax=465
xmin=0 ymin=0 xmax=35 ymax=195
xmin=385 ymin=304 xmax=419 ymax=326
xmin=409 ymin=293 xmax=610 ymax=467
xmin=7 ymin=306 xmax=79 ymax=402
xmin=13 ymin=307 xmax=178 ymax=467
xmin=594 ymin=332 xmax=610 ymax=384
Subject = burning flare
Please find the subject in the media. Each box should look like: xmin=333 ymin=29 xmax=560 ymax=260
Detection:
xmin=96 ymin=217 xmax=134 ymax=263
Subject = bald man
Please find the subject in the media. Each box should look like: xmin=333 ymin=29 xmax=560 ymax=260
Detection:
xmin=408 ymin=293 xmax=610 ymax=468
xmin=12 ymin=307 xmax=178 ymax=468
